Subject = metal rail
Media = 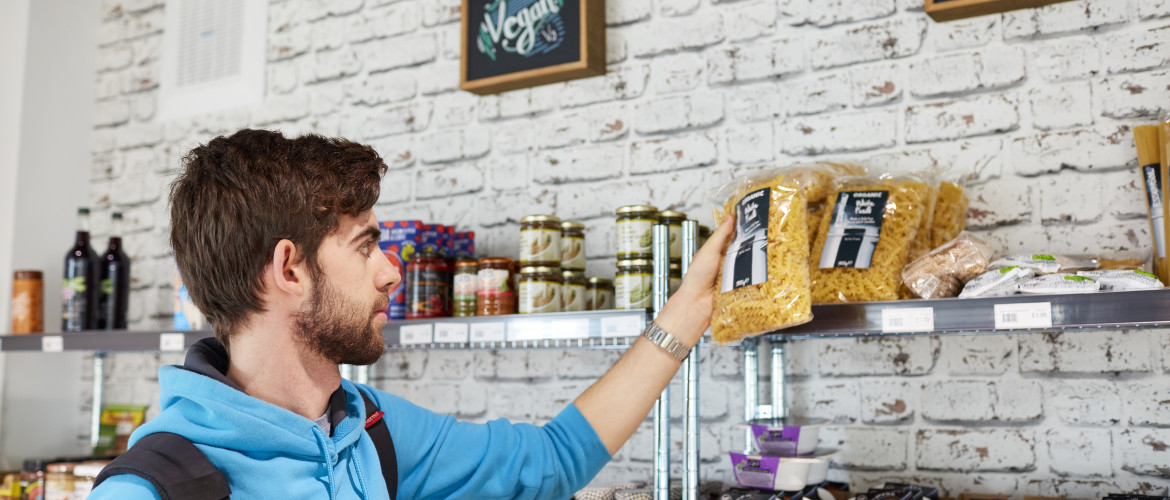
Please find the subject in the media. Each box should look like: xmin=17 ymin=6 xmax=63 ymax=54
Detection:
xmin=651 ymin=223 xmax=671 ymax=500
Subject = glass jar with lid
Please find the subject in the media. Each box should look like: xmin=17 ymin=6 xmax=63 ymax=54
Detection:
xmin=477 ymin=257 xmax=516 ymax=316
xmin=518 ymin=266 xmax=562 ymax=314
xmin=669 ymin=262 xmax=682 ymax=297
xmin=657 ymin=210 xmax=686 ymax=261
xmin=519 ymin=215 xmax=562 ymax=266
xmin=615 ymin=259 xmax=653 ymax=310
xmin=44 ymin=463 xmax=74 ymax=500
xmin=615 ymin=205 xmax=658 ymax=260
xmin=405 ymin=250 xmax=450 ymax=319
xmin=452 ymin=259 xmax=478 ymax=317
xmin=699 ymin=225 xmax=712 ymax=248
xmin=585 ymin=277 xmax=614 ymax=311
xmin=560 ymin=221 xmax=586 ymax=271
xmin=561 ymin=270 xmax=587 ymax=312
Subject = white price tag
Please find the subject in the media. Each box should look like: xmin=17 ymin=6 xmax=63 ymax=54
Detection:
xmin=994 ymin=302 xmax=1053 ymax=329
xmin=159 ymin=333 xmax=187 ymax=352
xmin=42 ymin=335 xmax=64 ymax=353
xmin=507 ymin=319 xmax=546 ymax=342
xmin=881 ymin=307 xmax=935 ymax=333
xmin=549 ymin=319 xmax=591 ymax=339
xmin=469 ymin=322 xmax=506 ymax=343
xmin=600 ymin=314 xmax=645 ymax=338
xmin=398 ymin=324 xmax=434 ymax=345
xmin=433 ymin=322 xmax=469 ymax=344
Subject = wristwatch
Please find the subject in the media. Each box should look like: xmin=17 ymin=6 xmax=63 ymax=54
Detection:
xmin=641 ymin=321 xmax=690 ymax=362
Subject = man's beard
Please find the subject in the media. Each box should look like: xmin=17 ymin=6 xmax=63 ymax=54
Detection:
xmin=294 ymin=278 xmax=388 ymax=366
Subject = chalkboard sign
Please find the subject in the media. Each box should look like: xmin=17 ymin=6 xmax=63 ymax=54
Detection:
xmin=460 ymin=0 xmax=605 ymax=95
xmin=924 ymin=0 xmax=1074 ymax=22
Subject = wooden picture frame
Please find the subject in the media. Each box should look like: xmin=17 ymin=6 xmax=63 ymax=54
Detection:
xmin=460 ymin=0 xmax=606 ymax=95
xmin=924 ymin=0 xmax=1075 ymax=22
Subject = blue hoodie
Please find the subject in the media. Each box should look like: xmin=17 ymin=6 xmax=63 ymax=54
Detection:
xmin=89 ymin=340 xmax=611 ymax=499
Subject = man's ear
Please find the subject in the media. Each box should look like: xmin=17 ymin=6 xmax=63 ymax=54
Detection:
xmin=271 ymin=239 xmax=308 ymax=298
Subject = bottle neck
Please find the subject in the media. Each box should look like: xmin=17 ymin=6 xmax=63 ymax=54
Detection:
xmin=107 ymin=236 xmax=122 ymax=251
xmin=76 ymin=212 xmax=90 ymax=233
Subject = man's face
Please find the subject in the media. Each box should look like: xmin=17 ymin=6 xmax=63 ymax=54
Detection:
xmin=293 ymin=210 xmax=399 ymax=365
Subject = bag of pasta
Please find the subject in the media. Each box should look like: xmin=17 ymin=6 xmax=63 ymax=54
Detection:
xmin=709 ymin=168 xmax=813 ymax=344
xmin=930 ymin=180 xmax=968 ymax=249
xmin=810 ymin=176 xmax=931 ymax=303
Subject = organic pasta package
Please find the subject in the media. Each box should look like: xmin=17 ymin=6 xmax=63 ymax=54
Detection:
xmin=930 ymin=181 xmax=968 ymax=249
xmin=810 ymin=177 xmax=931 ymax=303
xmin=789 ymin=162 xmax=868 ymax=205
xmin=908 ymin=182 xmax=939 ymax=262
xmin=710 ymin=169 xmax=813 ymax=344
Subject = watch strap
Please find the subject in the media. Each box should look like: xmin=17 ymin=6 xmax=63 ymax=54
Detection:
xmin=641 ymin=321 xmax=690 ymax=362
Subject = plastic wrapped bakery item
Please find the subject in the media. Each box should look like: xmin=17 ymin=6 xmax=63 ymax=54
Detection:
xmin=989 ymin=253 xmax=1098 ymax=275
xmin=1077 ymin=269 xmax=1165 ymax=290
xmin=1016 ymin=273 xmax=1101 ymax=294
xmin=958 ymin=266 xmax=1036 ymax=298
xmin=810 ymin=177 xmax=931 ymax=303
xmin=930 ymin=181 xmax=968 ymax=249
xmin=901 ymin=232 xmax=993 ymax=299
xmin=710 ymin=168 xmax=813 ymax=344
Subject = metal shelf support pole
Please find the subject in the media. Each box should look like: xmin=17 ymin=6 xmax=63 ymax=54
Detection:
xmin=770 ymin=341 xmax=787 ymax=420
xmin=651 ymin=223 xmax=671 ymax=500
xmin=680 ymin=221 xmax=700 ymax=500
xmin=90 ymin=352 xmax=106 ymax=450
xmin=741 ymin=337 xmax=759 ymax=452
xmin=354 ymin=365 xmax=370 ymax=385
xmin=340 ymin=364 xmax=354 ymax=381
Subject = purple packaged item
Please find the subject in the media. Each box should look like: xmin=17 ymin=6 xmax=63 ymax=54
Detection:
xmin=749 ymin=417 xmax=827 ymax=456
xmin=732 ymin=454 xmax=785 ymax=490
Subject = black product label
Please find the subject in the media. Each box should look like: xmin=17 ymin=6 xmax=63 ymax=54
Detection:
xmin=819 ymin=190 xmax=889 ymax=269
xmin=1143 ymin=164 xmax=1166 ymax=258
xmin=721 ymin=188 xmax=770 ymax=293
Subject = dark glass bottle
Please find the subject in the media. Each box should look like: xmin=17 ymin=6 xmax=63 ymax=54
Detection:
xmin=63 ymin=207 xmax=98 ymax=331
xmin=98 ymin=212 xmax=131 ymax=330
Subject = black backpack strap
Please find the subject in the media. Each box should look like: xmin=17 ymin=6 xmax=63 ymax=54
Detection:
xmin=93 ymin=432 xmax=231 ymax=500
xmin=360 ymin=390 xmax=398 ymax=500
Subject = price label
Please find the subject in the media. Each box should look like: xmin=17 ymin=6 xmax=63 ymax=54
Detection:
xmin=42 ymin=335 xmax=64 ymax=353
xmin=507 ymin=319 xmax=546 ymax=342
xmin=600 ymin=314 xmax=645 ymax=338
xmin=159 ymin=333 xmax=187 ymax=352
xmin=469 ymin=322 xmax=506 ymax=343
xmin=549 ymin=319 xmax=591 ymax=339
xmin=433 ymin=322 xmax=469 ymax=344
xmin=994 ymin=302 xmax=1053 ymax=330
xmin=398 ymin=324 xmax=434 ymax=345
xmin=881 ymin=307 xmax=935 ymax=333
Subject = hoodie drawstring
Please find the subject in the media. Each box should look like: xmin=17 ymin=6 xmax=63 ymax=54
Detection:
xmin=350 ymin=444 xmax=371 ymax=500
xmin=312 ymin=427 xmax=339 ymax=500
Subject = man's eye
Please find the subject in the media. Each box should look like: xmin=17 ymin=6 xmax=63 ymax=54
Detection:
xmin=361 ymin=241 xmax=374 ymax=256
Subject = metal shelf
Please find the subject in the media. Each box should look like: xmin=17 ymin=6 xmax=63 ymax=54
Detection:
xmin=770 ymin=288 xmax=1170 ymax=341
xmin=0 ymin=329 xmax=210 ymax=353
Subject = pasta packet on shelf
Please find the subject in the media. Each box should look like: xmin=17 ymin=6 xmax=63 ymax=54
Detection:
xmin=1076 ymin=269 xmax=1165 ymax=291
xmin=989 ymin=253 xmax=1098 ymax=275
xmin=901 ymin=231 xmax=993 ymax=299
xmin=1016 ymin=273 xmax=1101 ymax=294
xmin=930 ymin=180 xmax=968 ymax=249
xmin=958 ymin=266 xmax=1035 ymax=298
xmin=810 ymin=175 xmax=931 ymax=303
xmin=709 ymin=167 xmax=814 ymax=344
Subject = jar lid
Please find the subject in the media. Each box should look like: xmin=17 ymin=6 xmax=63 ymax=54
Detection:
xmin=14 ymin=270 xmax=42 ymax=279
xmin=587 ymin=277 xmax=614 ymax=286
xmin=658 ymin=210 xmax=687 ymax=220
xmin=560 ymin=220 xmax=585 ymax=231
xmin=23 ymin=459 xmax=48 ymax=472
xmin=478 ymin=257 xmax=513 ymax=265
xmin=520 ymin=215 xmax=561 ymax=224
xmin=520 ymin=266 xmax=562 ymax=275
xmin=46 ymin=463 xmax=75 ymax=473
xmin=616 ymin=205 xmax=658 ymax=216
xmin=72 ymin=463 xmax=107 ymax=478
xmin=669 ymin=262 xmax=681 ymax=271
xmin=617 ymin=259 xmax=653 ymax=268
xmin=562 ymin=270 xmax=586 ymax=279
xmin=455 ymin=258 xmax=479 ymax=267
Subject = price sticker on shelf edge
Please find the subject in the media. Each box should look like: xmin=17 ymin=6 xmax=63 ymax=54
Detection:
xmin=42 ymin=335 xmax=64 ymax=353
xmin=994 ymin=302 xmax=1053 ymax=330
xmin=600 ymin=314 xmax=645 ymax=338
xmin=398 ymin=324 xmax=434 ymax=345
xmin=881 ymin=307 xmax=935 ymax=333
xmin=159 ymin=333 xmax=186 ymax=352
xmin=433 ymin=322 xmax=470 ymax=344
xmin=469 ymin=322 xmax=506 ymax=343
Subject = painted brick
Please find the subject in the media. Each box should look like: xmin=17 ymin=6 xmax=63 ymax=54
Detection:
xmin=91 ymin=152 xmax=123 ymax=181
xmin=1123 ymin=381 xmax=1170 ymax=426
xmin=587 ymin=103 xmax=630 ymax=143
xmin=1107 ymin=169 xmax=1150 ymax=220
xmin=606 ymin=28 xmax=628 ymax=64
xmin=909 ymin=47 xmax=1025 ymax=98
xmin=95 ymin=99 xmax=132 ymax=128
xmin=423 ymin=351 xmax=474 ymax=381
xmin=310 ymin=82 xmax=347 ymax=117
xmin=121 ymin=7 xmax=163 ymax=41
xmin=419 ymin=128 xmax=490 ymax=164
xmin=479 ymin=87 xmax=559 ymax=121
xmin=1039 ymin=170 xmax=1105 ymax=225
xmin=269 ymin=27 xmax=312 ymax=62
xmin=707 ymin=38 xmax=807 ymax=85
xmin=311 ymin=16 xmax=349 ymax=52
xmin=927 ymin=16 xmax=999 ymax=52
xmin=1096 ymin=70 xmax=1170 ymax=119
xmin=472 ymin=190 xmax=556 ymax=227
xmin=820 ymin=426 xmax=909 ymax=471
xmin=806 ymin=0 xmax=895 ymax=27
xmin=777 ymin=0 xmax=810 ymax=26
xmin=777 ymin=108 xmax=898 ymax=155
xmin=1031 ymin=36 xmax=1100 ymax=82
xmin=559 ymin=179 xmax=654 ymax=220
xmin=1003 ymin=0 xmax=1129 ymax=40
xmin=417 ymin=60 xmax=459 ymax=96
xmin=645 ymin=167 xmax=728 ymax=211
xmin=726 ymin=124 xmax=775 ymax=165
xmin=432 ymin=93 xmax=477 ymax=129
xmin=850 ymin=62 xmax=902 ymax=108
xmin=537 ymin=111 xmax=588 ymax=150
xmin=369 ymin=135 xmax=417 ymax=170
xmin=268 ymin=61 xmax=300 ymax=96
xmin=1119 ymin=429 xmax=1170 ymax=477
xmin=1047 ymin=428 xmax=1114 ymax=477
xmin=659 ymin=0 xmax=699 ymax=17
xmin=649 ymin=53 xmax=705 ymax=94
xmin=1023 ymin=479 xmax=1135 ymax=499
xmin=364 ymin=33 xmax=437 ymax=73
xmin=96 ymin=73 xmax=122 ymax=101
xmin=916 ymin=429 xmax=1036 ymax=472
xmin=98 ymin=19 xmax=123 ymax=47
xmin=1019 ymin=331 xmax=1158 ymax=374
xmin=534 ymin=144 xmax=624 ymax=184
xmin=606 ymin=0 xmax=652 ymax=26
xmin=352 ymin=3 xmax=420 ymax=41
xmin=310 ymin=48 xmax=362 ymax=83
xmin=784 ymin=73 xmax=850 ymax=116
xmin=421 ymin=0 xmax=460 ymax=27
xmin=1009 ymin=126 xmax=1136 ymax=177
xmin=939 ymin=334 xmax=1015 ymax=375
xmin=483 ymin=154 xmax=529 ymax=191
xmin=722 ymin=0 xmax=777 ymax=42
xmin=634 ymin=92 xmax=724 ymax=134
xmin=582 ymin=218 xmax=614 ymax=260
xmin=377 ymin=169 xmax=413 ymax=205
xmin=561 ymin=64 xmax=650 ymax=108
xmin=122 ymin=148 xmax=164 ymax=177
xmin=728 ymin=82 xmax=784 ymax=122
xmin=475 ymin=350 xmax=556 ymax=381
xmin=1040 ymin=219 xmax=1153 ymax=255
xmin=818 ymin=337 xmax=938 ymax=376
xmin=632 ymin=13 xmax=725 ymax=58
xmin=629 ymin=132 xmax=718 ymax=174
xmin=555 ymin=350 xmax=623 ymax=379
xmin=1029 ymin=81 xmax=1093 ymax=131
xmin=116 ymin=124 xmax=164 ymax=150
xmin=710 ymin=345 xmax=743 ymax=379
xmin=362 ymin=102 xmax=432 ymax=139
xmin=1139 ymin=0 xmax=1170 ymax=20
xmin=789 ymin=381 xmax=860 ymax=424
xmin=859 ymin=380 xmax=917 ymax=424
xmin=129 ymin=35 xmax=161 ymax=67
xmin=1103 ymin=25 xmax=1170 ymax=75
xmin=810 ymin=18 xmax=927 ymax=70
xmin=1165 ymin=334 xmax=1170 ymax=373
xmin=905 ymin=94 xmax=1020 ymax=144
xmin=415 ymin=163 xmax=485 ymax=199
xmin=375 ymin=351 xmax=428 ymax=380
xmin=97 ymin=45 xmax=133 ymax=72
xmin=921 ymin=380 xmax=1043 ymax=423
xmin=347 ymin=71 xmax=417 ymax=106
xmin=252 ymin=95 xmax=311 ymax=126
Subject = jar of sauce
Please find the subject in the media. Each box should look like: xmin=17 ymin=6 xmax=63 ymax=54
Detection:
xmin=615 ymin=259 xmax=653 ymax=310
xmin=560 ymin=221 xmax=586 ymax=271
xmin=406 ymin=251 xmax=450 ymax=319
xmin=562 ymin=270 xmax=586 ymax=312
xmin=477 ymin=257 xmax=516 ymax=316
xmin=11 ymin=270 xmax=43 ymax=334
xmin=518 ymin=266 xmax=562 ymax=314
xmin=586 ymin=277 xmax=614 ymax=311
xmin=452 ymin=259 xmax=478 ymax=317
xmin=616 ymin=205 xmax=659 ymax=260
xmin=519 ymin=215 xmax=561 ymax=267
xmin=44 ymin=463 xmax=73 ymax=500
xmin=21 ymin=460 xmax=46 ymax=500
xmin=658 ymin=210 xmax=686 ymax=261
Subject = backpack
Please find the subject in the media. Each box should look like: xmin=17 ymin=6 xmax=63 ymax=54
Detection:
xmin=93 ymin=392 xmax=398 ymax=500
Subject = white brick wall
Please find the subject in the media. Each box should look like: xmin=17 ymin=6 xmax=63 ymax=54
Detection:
xmin=80 ymin=0 xmax=1170 ymax=495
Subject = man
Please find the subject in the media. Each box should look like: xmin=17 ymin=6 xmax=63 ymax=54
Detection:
xmin=89 ymin=129 xmax=733 ymax=499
